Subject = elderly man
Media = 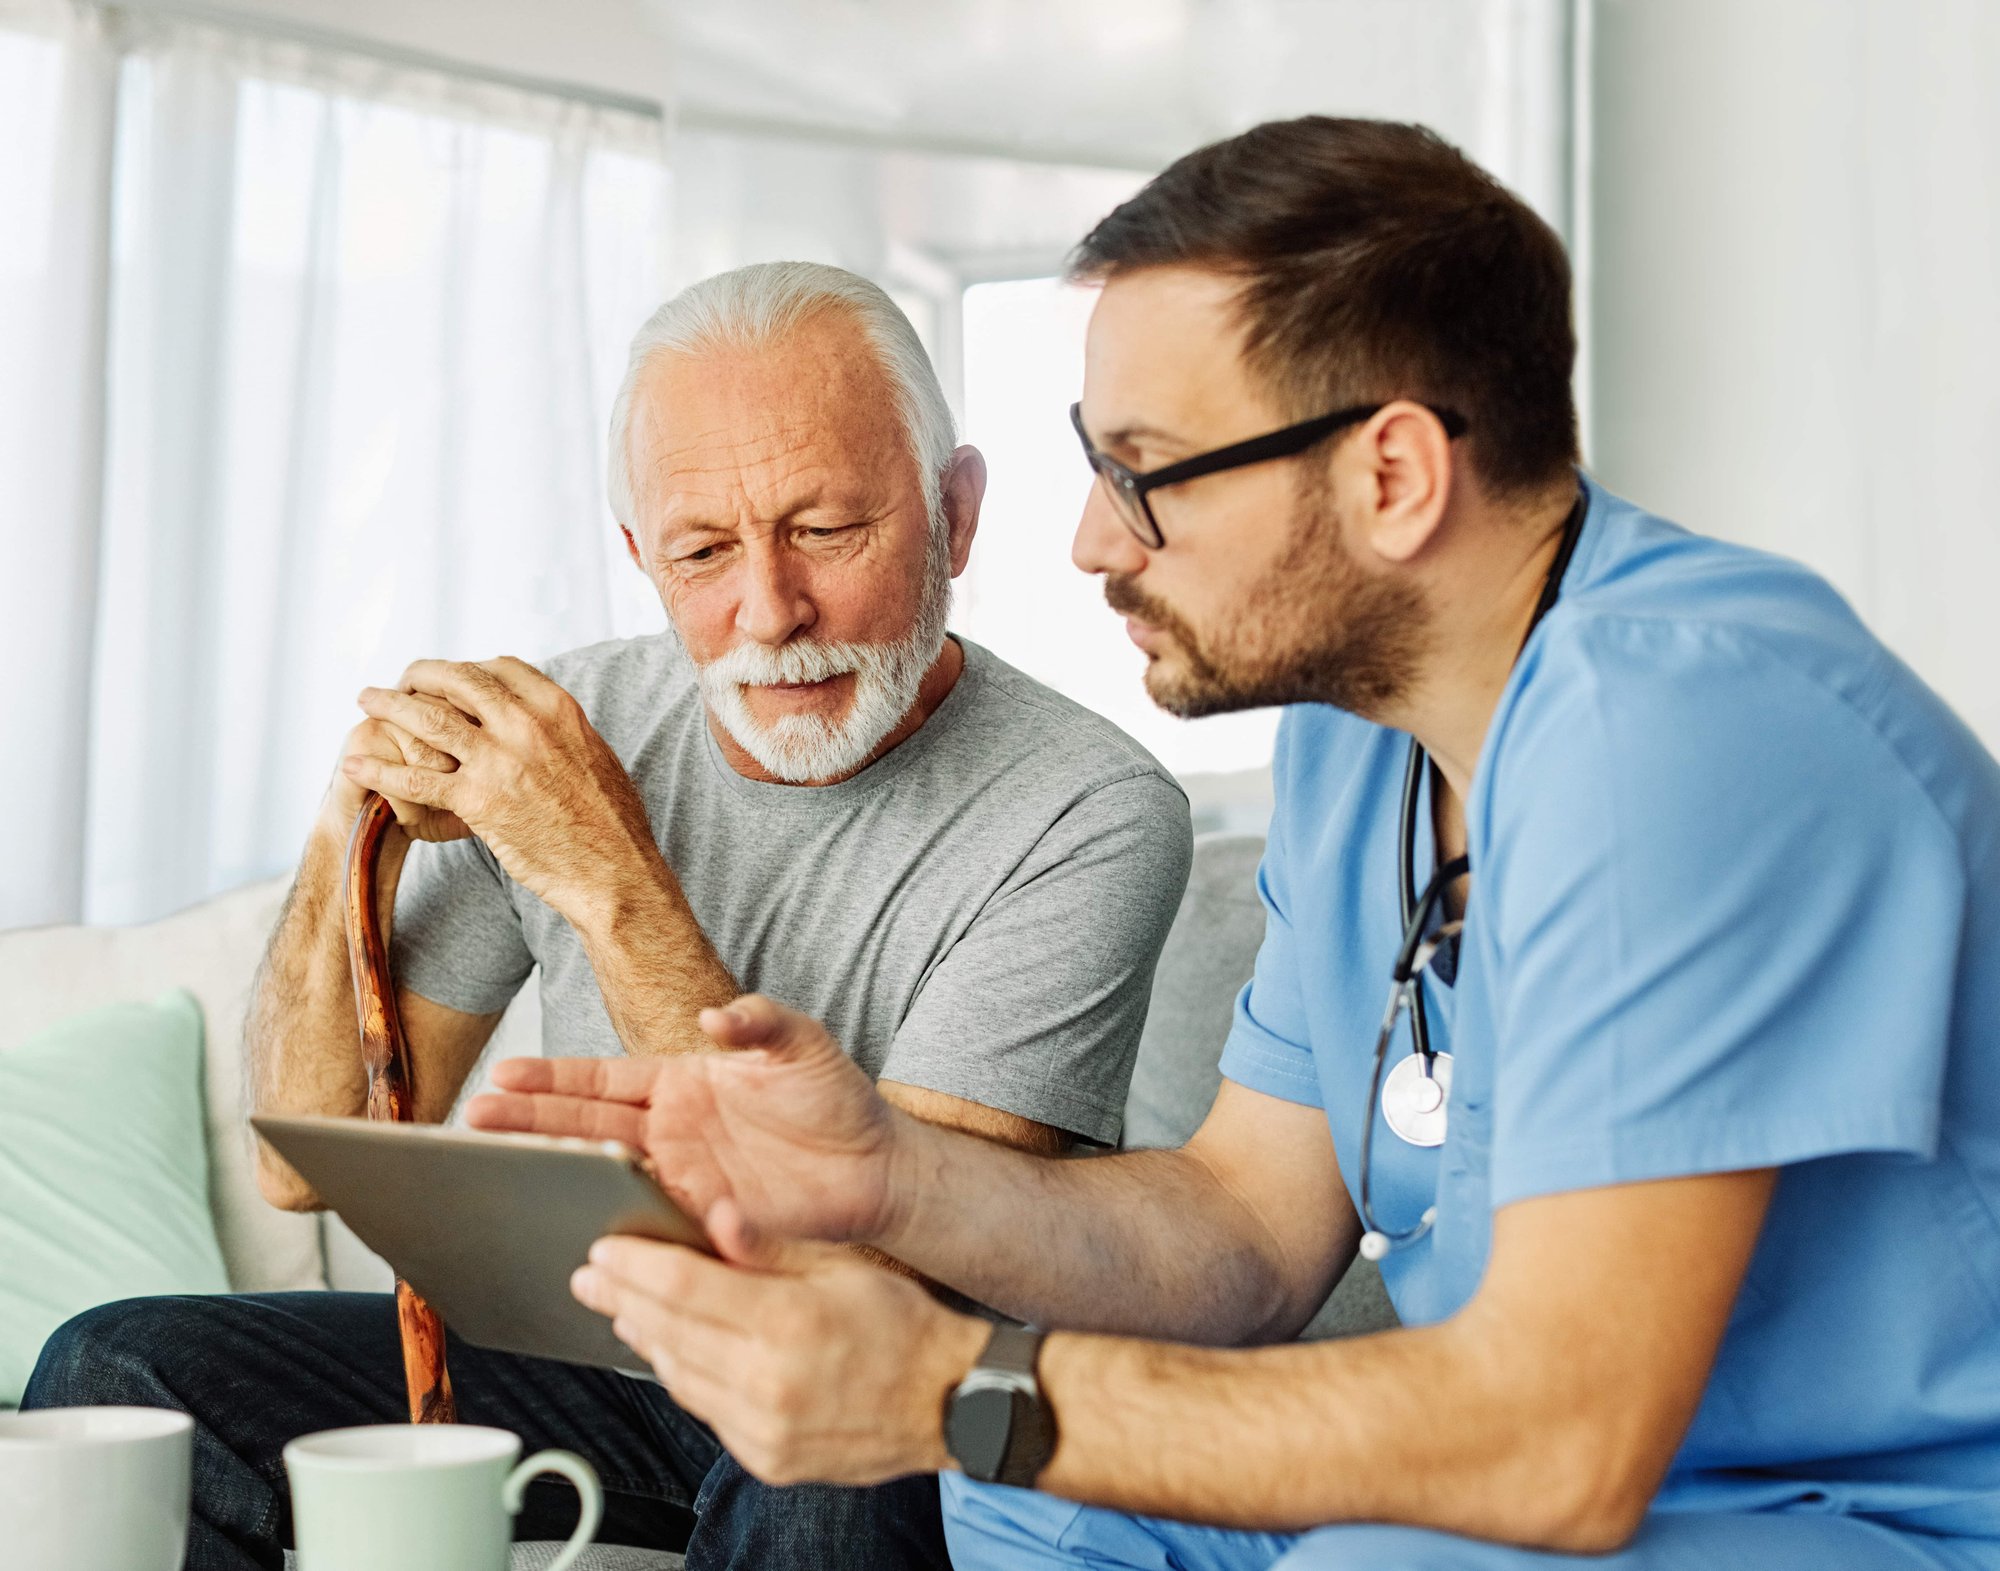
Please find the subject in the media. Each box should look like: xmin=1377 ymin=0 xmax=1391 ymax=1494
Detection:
xmin=22 ymin=262 xmax=1191 ymax=1571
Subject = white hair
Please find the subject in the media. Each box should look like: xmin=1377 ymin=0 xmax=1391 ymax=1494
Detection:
xmin=606 ymin=261 xmax=957 ymax=535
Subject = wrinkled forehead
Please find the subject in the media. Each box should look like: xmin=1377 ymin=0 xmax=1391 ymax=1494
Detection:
xmin=630 ymin=312 xmax=918 ymax=529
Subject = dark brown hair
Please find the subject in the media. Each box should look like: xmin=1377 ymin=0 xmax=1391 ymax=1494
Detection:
xmin=1068 ymin=116 xmax=1579 ymax=499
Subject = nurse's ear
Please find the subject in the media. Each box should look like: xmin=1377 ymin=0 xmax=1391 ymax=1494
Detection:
xmin=1343 ymin=399 xmax=1456 ymax=567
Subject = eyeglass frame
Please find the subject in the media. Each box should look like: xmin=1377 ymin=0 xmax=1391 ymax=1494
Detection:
xmin=1070 ymin=399 xmax=1471 ymax=550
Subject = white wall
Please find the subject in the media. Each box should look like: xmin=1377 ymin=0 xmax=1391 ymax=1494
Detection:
xmin=1587 ymin=0 xmax=2000 ymax=748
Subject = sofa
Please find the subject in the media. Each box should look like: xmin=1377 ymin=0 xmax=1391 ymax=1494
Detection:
xmin=0 ymin=832 xmax=1393 ymax=1567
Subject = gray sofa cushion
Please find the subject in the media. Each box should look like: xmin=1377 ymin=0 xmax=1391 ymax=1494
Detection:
xmin=1125 ymin=833 xmax=1397 ymax=1341
xmin=1125 ymin=834 xmax=1267 ymax=1151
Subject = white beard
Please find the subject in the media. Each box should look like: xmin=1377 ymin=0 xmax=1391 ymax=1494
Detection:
xmin=695 ymin=558 xmax=951 ymax=784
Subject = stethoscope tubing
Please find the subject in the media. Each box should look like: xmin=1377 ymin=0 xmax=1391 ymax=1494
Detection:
xmin=1356 ymin=848 xmax=1463 ymax=1257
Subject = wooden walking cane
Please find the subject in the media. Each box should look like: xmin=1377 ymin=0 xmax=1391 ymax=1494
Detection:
xmin=345 ymin=792 xmax=458 ymax=1425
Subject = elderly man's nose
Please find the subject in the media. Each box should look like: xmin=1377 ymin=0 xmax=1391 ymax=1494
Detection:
xmin=735 ymin=551 xmax=814 ymax=644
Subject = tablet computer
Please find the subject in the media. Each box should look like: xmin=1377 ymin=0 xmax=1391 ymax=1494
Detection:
xmin=252 ymin=1114 xmax=710 ymax=1374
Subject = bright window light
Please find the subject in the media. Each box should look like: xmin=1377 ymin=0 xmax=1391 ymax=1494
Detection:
xmin=955 ymin=277 xmax=1279 ymax=780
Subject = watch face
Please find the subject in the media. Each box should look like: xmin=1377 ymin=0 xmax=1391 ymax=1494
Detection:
xmin=946 ymin=1385 xmax=1015 ymax=1483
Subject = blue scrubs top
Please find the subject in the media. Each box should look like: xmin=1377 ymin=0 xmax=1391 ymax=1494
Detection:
xmin=1218 ymin=475 xmax=2000 ymax=1537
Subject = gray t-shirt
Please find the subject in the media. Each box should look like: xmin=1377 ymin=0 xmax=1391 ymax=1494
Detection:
xmin=392 ymin=635 xmax=1192 ymax=1142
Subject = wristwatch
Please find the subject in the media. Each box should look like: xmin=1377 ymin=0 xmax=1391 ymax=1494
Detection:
xmin=944 ymin=1321 xmax=1056 ymax=1487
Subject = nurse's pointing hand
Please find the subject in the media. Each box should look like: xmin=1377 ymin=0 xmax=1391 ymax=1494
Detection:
xmin=465 ymin=994 xmax=913 ymax=1250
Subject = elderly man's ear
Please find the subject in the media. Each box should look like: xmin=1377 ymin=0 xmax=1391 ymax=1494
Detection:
xmin=941 ymin=445 xmax=987 ymax=577
xmin=621 ymin=526 xmax=644 ymax=571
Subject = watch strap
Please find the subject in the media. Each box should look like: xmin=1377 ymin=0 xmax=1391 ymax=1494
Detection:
xmin=952 ymin=1321 xmax=1057 ymax=1488
xmin=980 ymin=1321 xmax=1042 ymax=1379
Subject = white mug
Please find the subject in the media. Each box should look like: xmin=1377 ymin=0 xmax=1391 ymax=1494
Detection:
xmin=0 ymin=1405 xmax=194 ymax=1571
xmin=283 ymin=1424 xmax=602 ymax=1571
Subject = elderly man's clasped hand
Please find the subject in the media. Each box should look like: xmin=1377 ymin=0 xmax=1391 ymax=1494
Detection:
xmin=342 ymin=656 xmax=662 ymax=923
xmin=468 ymin=995 xmax=991 ymax=1486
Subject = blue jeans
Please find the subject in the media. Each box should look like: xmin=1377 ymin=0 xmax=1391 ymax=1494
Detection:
xmin=23 ymin=1293 xmax=949 ymax=1571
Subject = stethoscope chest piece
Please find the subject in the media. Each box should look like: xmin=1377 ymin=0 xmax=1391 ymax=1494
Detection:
xmin=1381 ymin=1051 xmax=1452 ymax=1147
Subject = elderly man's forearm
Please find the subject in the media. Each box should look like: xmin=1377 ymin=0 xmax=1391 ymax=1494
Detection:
xmin=246 ymin=817 xmax=383 ymax=1206
xmin=573 ymin=858 xmax=741 ymax=1056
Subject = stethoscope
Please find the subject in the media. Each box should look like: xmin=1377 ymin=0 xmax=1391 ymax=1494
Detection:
xmin=1355 ymin=490 xmax=1588 ymax=1261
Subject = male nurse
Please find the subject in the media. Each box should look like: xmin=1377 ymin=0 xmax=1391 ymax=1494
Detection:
xmin=468 ymin=116 xmax=2000 ymax=1570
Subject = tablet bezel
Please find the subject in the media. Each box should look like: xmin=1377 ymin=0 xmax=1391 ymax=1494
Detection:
xmin=252 ymin=1113 xmax=711 ymax=1374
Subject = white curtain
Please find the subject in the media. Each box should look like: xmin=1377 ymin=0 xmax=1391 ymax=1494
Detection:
xmin=0 ymin=2 xmax=120 ymax=931
xmin=0 ymin=4 xmax=669 ymax=927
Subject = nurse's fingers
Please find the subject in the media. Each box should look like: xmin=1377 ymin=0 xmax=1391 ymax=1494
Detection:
xmin=486 ymin=1056 xmax=664 ymax=1104
xmin=462 ymin=1090 xmax=647 ymax=1147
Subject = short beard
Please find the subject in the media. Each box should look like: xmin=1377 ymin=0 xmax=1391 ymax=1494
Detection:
xmin=1107 ymin=473 xmax=1429 ymax=721
xmin=694 ymin=530 xmax=952 ymax=784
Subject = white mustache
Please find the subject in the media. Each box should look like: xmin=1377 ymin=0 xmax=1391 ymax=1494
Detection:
xmin=699 ymin=638 xmax=885 ymax=688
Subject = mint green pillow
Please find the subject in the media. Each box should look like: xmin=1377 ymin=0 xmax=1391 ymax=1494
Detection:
xmin=0 ymin=990 xmax=230 ymax=1404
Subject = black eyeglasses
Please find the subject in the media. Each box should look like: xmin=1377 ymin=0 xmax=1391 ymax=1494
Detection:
xmin=1070 ymin=400 xmax=1470 ymax=549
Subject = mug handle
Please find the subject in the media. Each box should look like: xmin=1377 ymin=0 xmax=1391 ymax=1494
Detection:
xmin=503 ymin=1449 xmax=603 ymax=1571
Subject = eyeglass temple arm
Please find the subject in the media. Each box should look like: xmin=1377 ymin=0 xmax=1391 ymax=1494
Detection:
xmin=1138 ymin=403 xmax=1471 ymax=492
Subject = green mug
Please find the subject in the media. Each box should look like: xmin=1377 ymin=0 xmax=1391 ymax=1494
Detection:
xmin=284 ymin=1424 xmax=602 ymax=1571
